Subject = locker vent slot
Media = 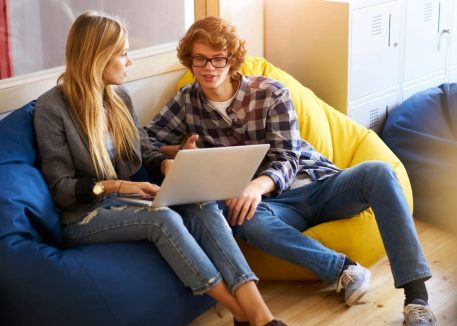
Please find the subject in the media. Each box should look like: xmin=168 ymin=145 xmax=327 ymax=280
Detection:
xmin=369 ymin=107 xmax=380 ymax=129
xmin=424 ymin=2 xmax=433 ymax=23
xmin=371 ymin=15 xmax=382 ymax=36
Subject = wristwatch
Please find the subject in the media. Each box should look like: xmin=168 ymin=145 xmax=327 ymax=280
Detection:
xmin=92 ymin=181 xmax=105 ymax=197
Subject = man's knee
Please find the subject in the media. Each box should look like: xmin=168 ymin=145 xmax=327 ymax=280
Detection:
xmin=360 ymin=161 xmax=395 ymax=180
xmin=233 ymin=214 xmax=271 ymax=241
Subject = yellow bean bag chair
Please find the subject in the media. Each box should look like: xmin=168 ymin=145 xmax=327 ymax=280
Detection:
xmin=177 ymin=56 xmax=413 ymax=280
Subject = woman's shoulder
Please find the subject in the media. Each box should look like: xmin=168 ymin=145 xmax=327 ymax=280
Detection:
xmin=35 ymin=86 xmax=68 ymax=116
xmin=36 ymin=86 xmax=65 ymax=106
xmin=34 ymin=86 xmax=71 ymax=129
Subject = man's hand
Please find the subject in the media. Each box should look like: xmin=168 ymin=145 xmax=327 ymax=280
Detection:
xmin=182 ymin=133 xmax=199 ymax=150
xmin=159 ymin=134 xmax=200 ymax=158
xmin=226 ymin=175 xmax=276 ymax=226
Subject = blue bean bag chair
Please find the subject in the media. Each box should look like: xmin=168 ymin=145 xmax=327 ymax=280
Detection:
xmin=382 ymin=83 xmax=457 ymax=233
xmin=0 ymin=101 xmax=214 ymax=326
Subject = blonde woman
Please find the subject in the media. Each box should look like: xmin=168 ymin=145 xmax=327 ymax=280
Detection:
xmin=34 ymin=11 xmax=284 ymax=326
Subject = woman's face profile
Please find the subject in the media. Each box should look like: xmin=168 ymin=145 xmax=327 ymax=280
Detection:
xmin=102 ymin=40 xmax=133 ymax=86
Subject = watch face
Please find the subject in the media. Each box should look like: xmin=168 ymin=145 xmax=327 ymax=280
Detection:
xmin=93 ymin=183 xmax=104 ymax=196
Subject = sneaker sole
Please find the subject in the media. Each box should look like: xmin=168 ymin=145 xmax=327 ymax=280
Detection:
xmin=345 ymin=272 xmax=371 ymax=306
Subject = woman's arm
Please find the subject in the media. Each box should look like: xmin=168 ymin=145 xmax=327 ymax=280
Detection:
xmin=34 ymin=90 xmax=92 ymax=206
xmin=34 ymin=88 xmax=161 ymax=206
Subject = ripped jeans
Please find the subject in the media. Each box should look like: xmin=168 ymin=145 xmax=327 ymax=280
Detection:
xmin=62 ymin=197 xmax=257 ymax=294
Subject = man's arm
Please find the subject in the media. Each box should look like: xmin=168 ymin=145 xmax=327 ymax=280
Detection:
xmin=226 ymin=175 xmax=275 ymax=226
xmin=142 ymin=93 xmax=189 ymax=177
xmin=258 ymin=86 xmax=302 ymax=193
xmin=227 ymin=85 xmax=302 ymax=225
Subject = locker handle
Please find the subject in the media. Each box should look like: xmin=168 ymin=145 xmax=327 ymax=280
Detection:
xmin=437 ymin=2 xmax=441 ymax=33
xmin=388 ymin=13 xmax=391 ymax=46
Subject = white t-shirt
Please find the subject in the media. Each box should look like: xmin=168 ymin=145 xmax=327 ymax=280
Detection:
xmin=208 ymin=93 xmax=236 ymax=123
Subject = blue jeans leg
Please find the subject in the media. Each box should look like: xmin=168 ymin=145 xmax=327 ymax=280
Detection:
xmin=62 ymin=198 xmax=223 ymax=294
xmin=308 ymin=161 xmax=431 ymax=288
xmin=230 ymin=189 xmax=346 ymax=284
xmin=174 ymin=202 xmax=258 ymax=294
xmin=233 ymin=161 xmax=431 ymax=287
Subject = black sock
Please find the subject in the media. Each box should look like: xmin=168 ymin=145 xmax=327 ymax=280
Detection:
xmin=341 ymin=256 xmax=357 ymax=273
xmin=403 ymin=279 xmax=428 ymax=305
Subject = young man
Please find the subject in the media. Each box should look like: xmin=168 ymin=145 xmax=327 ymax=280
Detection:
xmin=145 ymin=16 xmax=436 ymax=326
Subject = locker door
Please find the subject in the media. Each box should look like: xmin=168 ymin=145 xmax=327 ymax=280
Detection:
xmin=350 ymin=0 xmax=401 ymax=100
xmin=449 ymin=1 xmax=457 ymax=81
xmin=348 ymin=92 xmax=398 ymax=134
xmin=403 ymin=0 xmax=450 ymax=83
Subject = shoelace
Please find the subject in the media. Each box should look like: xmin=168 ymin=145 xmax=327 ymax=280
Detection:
xmin=336 ymin=269 xmax=356 ymax=292
xmin=405 ymin=305 xmax=433 ymax=322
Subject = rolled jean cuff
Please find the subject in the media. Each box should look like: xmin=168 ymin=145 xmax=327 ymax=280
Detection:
xmin=394 ymin=271 xmax=432 ymax=289
xmin=228 ymin=272 xmax=259 ymax=294
xmin=328 ymin=253 xmax=346 ymax=284
xmin=191 ymin=273 xmax=223 ymax=295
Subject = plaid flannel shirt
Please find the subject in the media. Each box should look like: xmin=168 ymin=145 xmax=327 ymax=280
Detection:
xmin=144 ymin=75 xmax=341 ymax=194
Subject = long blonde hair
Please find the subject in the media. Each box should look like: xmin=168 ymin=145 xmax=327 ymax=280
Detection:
xmin=59 ymin=11 xmax=138 ymax=179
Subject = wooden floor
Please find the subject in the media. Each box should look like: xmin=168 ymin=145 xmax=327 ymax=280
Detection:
xmin=188 ymin=219 xmax=457 ymax=326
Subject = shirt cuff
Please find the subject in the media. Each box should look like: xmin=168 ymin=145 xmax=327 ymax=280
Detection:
xmin=147 ymin=155 xmax=168 ymax=182
xmin=260 ymin=170 xmax=285 ymax=195
xmin=75 ymin=177 xmax=96 ymax=203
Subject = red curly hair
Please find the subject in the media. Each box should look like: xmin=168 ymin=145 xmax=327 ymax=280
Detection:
xmin=177 ymin=16 xmax=247 ymax=79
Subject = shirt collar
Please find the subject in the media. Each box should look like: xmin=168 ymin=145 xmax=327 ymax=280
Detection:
xmin=195 ymin=72 xmax=246 ymax=114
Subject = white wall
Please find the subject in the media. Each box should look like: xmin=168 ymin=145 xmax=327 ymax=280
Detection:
xmin=221 ymin=0 xmax=264 ymax=57
xmin=125 ymin=70 xmax=185 ymax=125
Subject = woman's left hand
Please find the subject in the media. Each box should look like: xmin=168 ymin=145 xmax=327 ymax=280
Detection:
xmin=106 ymin=180 xmax=160 ymax=197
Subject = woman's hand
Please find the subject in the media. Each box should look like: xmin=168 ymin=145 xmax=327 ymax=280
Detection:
xmin=102 ymin=180 xmax=160 ymax=197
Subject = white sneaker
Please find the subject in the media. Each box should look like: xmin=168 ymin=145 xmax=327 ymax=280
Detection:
xmin=336 ymin=263 xmax=371 ymax=306
xmin=403 ymin=299 xmax=437 ymax=326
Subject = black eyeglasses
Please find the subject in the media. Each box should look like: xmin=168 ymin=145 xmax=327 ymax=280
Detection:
xmin=190 ymin=56 xmax=231 ymax=68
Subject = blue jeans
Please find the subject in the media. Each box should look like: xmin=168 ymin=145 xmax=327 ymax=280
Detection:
xmin=62 ymin=198 xmax=257 ymax=295
xmin=230 ymin=161 xmax=431 ymax=287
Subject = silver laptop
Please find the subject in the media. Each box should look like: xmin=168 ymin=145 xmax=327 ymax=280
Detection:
xmin=116 ymin=144 xmax=270 ymax=207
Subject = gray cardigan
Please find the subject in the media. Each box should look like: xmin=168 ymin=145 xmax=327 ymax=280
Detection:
xmin=34 ymin=85 xmax=167 ymax=224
